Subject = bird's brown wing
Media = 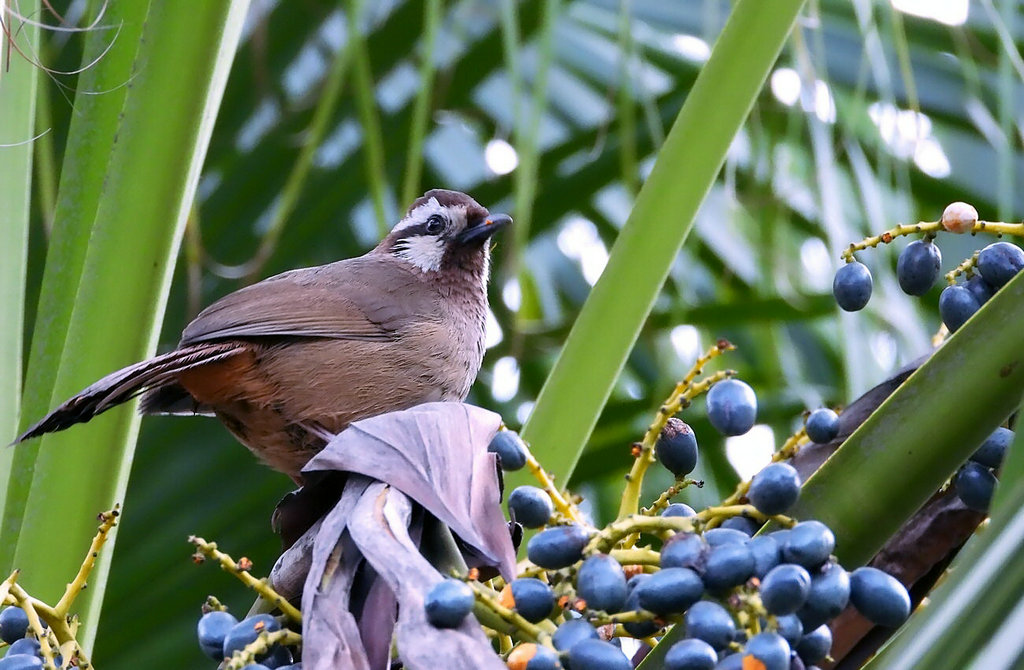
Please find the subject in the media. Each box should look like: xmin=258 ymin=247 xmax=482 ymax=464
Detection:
xmin=180 ymin=256 xmax=430 ymax=345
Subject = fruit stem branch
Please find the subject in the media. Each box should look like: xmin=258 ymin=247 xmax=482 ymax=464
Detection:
xmin=188 ymin=537 xmax=303 ymax=624
xmin=609 ymin=548 xmax=662 ymax=566
xmin=616 ymin=341 xmax=736 ymax=523
xmin=55 ymin=506 xmax=119 ymax=617
xmin=945 ymin=250 xmax=980 ymax=285
xmin=466 ymin=580 xmax=553 ymax=642
xmin=524 ymin=447 xmax=585 ymax=525
xmin=225 ymin=629 xmax=303 ymax=669
xmin=840 ymin=222 xmax=943 ymax=262
xmin=641 ymin=478 xmax=703 ymax=516
xmin=587 ymin=515 xmax=695 ymax=554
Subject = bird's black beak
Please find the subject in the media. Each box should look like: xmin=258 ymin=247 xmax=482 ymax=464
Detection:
xmin=457 ymin=213 xmax=512 ymax=245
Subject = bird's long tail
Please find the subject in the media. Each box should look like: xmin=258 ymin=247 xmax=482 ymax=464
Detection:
xmin=13 ymin=341 xmax=247 ymax=443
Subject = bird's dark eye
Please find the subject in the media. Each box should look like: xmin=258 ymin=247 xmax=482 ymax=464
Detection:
xmin=425 ymin=214 xmax=446 ymax=235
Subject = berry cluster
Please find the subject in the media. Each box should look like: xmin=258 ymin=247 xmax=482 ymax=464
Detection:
xmin=421 ymin=345 xmax=912 ymax=670
xmin=832 ymin=202 xmax=1024 ymax=337
xmin=955 ymin=426 xmax=1015 ymax=513
xmin=0 ymin=607 xmax=56 ymax=669
xmin=195 ymin=610 xmax=299 ymax=669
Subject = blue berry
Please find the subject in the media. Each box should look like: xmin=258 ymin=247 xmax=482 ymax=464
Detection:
xmin=510 ymin=578 xmax=554 ymax=623
xmin=424 ymin=579 xmax=474 ymax=628
xmin=5 ymin=638 xmax=40 ymax=656
xmin=796 ymin=624 xmax=832 ymax=664
xmin=661 ymin=533 xmax=709 ymax=572
xmin=566 ymin=638 xmax=630 ymax=670
xmin=0 ymin=607 xmax=29 ymax=644
xmin=223 ymin=614 xmax=281 ymax=659
xmin=706 ymin=379 xmax=757 ymax=436
xmin=833 ymin=262 xmax=872 ymax=311
xmin=760 ymin=564 xmax=812 ymax=615
xmin=702 ymin=542 xmax=755 ymax=592
xmin=622 ymin=575 xmax=660 ymax=638
xmin=684 ymin=600 xmax=736 ymax=650
xmin=577 ymin=554 xmax=627 ymax=613
xmin=662 ymin=503 xmax=697 ymax=518
xmin=197 ymin=610 xmax=238 ymax=660
xmin=849 ymin=567 xmax=911 ymax=628
xmin=703 ymin=528 xmax=750 ymax=546
xmin=896 ymin=240 xmax=941 ymax=296
xmin=750 ymin=534 xmax=781 ymax=579
xmin=488 ymin=430 xmax=527 ymax=471
xmin=774 ymin=613 xmax=803 ymax=646
xmin=977 ymin=241 xmax=1024 ymax=288
xmin=743 ymin=632 xmax=791 ymax=670
xmin=782 ymin=521 xmax=835 ymax=569
xmin=240 ymin=665 xmax=271 ymax=670
xmin=0 ymin=656 xmax=43 ymax=669
xmin=508 ymin=486 xmax=554 ymax=528
xmin=939 ymin=285 xmax=980 ymax=333
xmin=748 ymin=463 xmax=801 ymax=516
xmin=797 ymin=562 xmax=850 ymax=630
xmin=636 ymin=567 xmax=704 ymax=615
xmin=527 ymin=525 xmax=590 ymax=569
xmin=552 ymin=619 xmax=599 ymax=651
xmin=714 ymin=653 xmax=743 ymax=669
xmin=971 ymin=426 xmax=1013 ymax=469
xmin=805 ymin=409 xmax=840 ymax=444
xmin=719 ymin=516 xmax=760 ymax=536
xmin=664 ymin=638 xmax=717 ymax=670
xmin=956 ymin=462 xmax=997 ymax=512
xmin=657 ymin=418 xmax=699 ymax=476
xmin=511 ymin=643 xmax=560 ymax=670
xmin=965 ymin=275 xmax=994 ymax=305
xmin=261 ymin=645 xmax=293 ymax=668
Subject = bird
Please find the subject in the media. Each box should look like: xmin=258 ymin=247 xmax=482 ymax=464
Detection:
xmin=14 ymin=189 xmax=511 ymax=483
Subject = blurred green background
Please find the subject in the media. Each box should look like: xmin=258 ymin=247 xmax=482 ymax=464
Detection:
xmin=2 ymin=0 xmax=1023 ymax=667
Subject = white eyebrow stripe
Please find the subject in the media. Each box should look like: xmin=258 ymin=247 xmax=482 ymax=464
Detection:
xmin=393 ymin=197 xmax=446 ymax=232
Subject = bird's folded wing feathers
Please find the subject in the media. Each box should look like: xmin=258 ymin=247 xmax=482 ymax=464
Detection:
xmin=180 ymin=257 xmax=427 ymax=344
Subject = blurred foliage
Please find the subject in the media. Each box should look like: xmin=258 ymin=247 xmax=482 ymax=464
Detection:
xmin=7 ymin=0 xmax=1024 ymax=667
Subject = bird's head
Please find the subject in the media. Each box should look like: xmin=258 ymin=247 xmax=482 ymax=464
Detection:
xmin=377 ymin=189 xmax=512 ymax=277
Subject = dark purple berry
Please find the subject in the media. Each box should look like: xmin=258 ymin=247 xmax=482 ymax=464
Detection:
xmin=896 ymin=240 xmax=941 ymax=296
xmin=636 ymin=567 xmax=704 ymax=615
xmin=662 ymin=503 xmax=697 ymax=518
xmin=955 ymin=462 xmax=996 ymax=512
xmin=508 ymin=486 xmax=554 ymax=528
xmin=743 ymin=632 xmax=791 ymax=670
xmin=796 ymin=624 xmax=832 ymax=665
xmin=488 ymin=430 xmax=527 ymax=471
xmin=849 ymin=567 xmax=911 ymax=628
xmin=796 ymin=562 xmax=850 ymax=630
xmin=0 ymin=654 xmax=44 ymax=669
xmin=664 ymin=638 xmax=717 ymax=670
xmin=774 ymin=613 xmax=803 ymax=645
xmin=750 ymin=534 xmax=781 ymax=579
xmin=706 ymin=379 xmax=757 ymax=436
xmin=977 ymin=241 xmax=1024 ymax=288
xmin=971 ymin=426 xmax=1013 ymax=469
xmin=805 ymin=409 xmax=840 ymax=444
xmin=748 ymin=463 xmax=801 ymax=516
xmin=833 ymin=262 xmax=872 ymax=311
xmin=5 ymin=638 xmax=40 ymax=657
xmin=552 ymin=619 xmax=599 ymax=651
xmin=567 ymin=638 xmax=630 ymax=670
xmin=760 ymin=564 xmax=812 ymax=615
xmin=661 ymin=533 xmax=709 ymax=572
xmin=702 ymin=542 xmax=755 ymax=592
xmin=720 ymin=516 xmax=760 ymax=536
xmin=0 ymin=607 xmax=29 ymax=644
xmin=527 ymin=525 xmax=590 ymax=569
xmin=424 ymin=580 xmax=474 ymax=629
xmin=782 ymin=521 xmax=835 ymax=569
xmin=223 ymin=614 xmax=281 ymax=659
xmin=939 ymin=285 xmax=980 ymax=333
xmin=704 ymin=527 xmax=750 ymax=546
xmin=622 ymin=575 xmax=660 ymax=638
xmin=197 ymin=610 xmax=238 ymax=660
xmin=965 ymin=275 xmax=994 ymax=305
xmin=577 ymin=554 xmax=627 ymax=613
xmin=510 ymin=578 xmax=555 ymax=623
xmin=684 ymin=600 xmax=736 ymax=650
xmin=657 ymin=418 xmax=699 ymax=476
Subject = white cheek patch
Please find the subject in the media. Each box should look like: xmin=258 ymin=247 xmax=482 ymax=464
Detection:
xmin=394 ymin=235 xmax=447 ymax=272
